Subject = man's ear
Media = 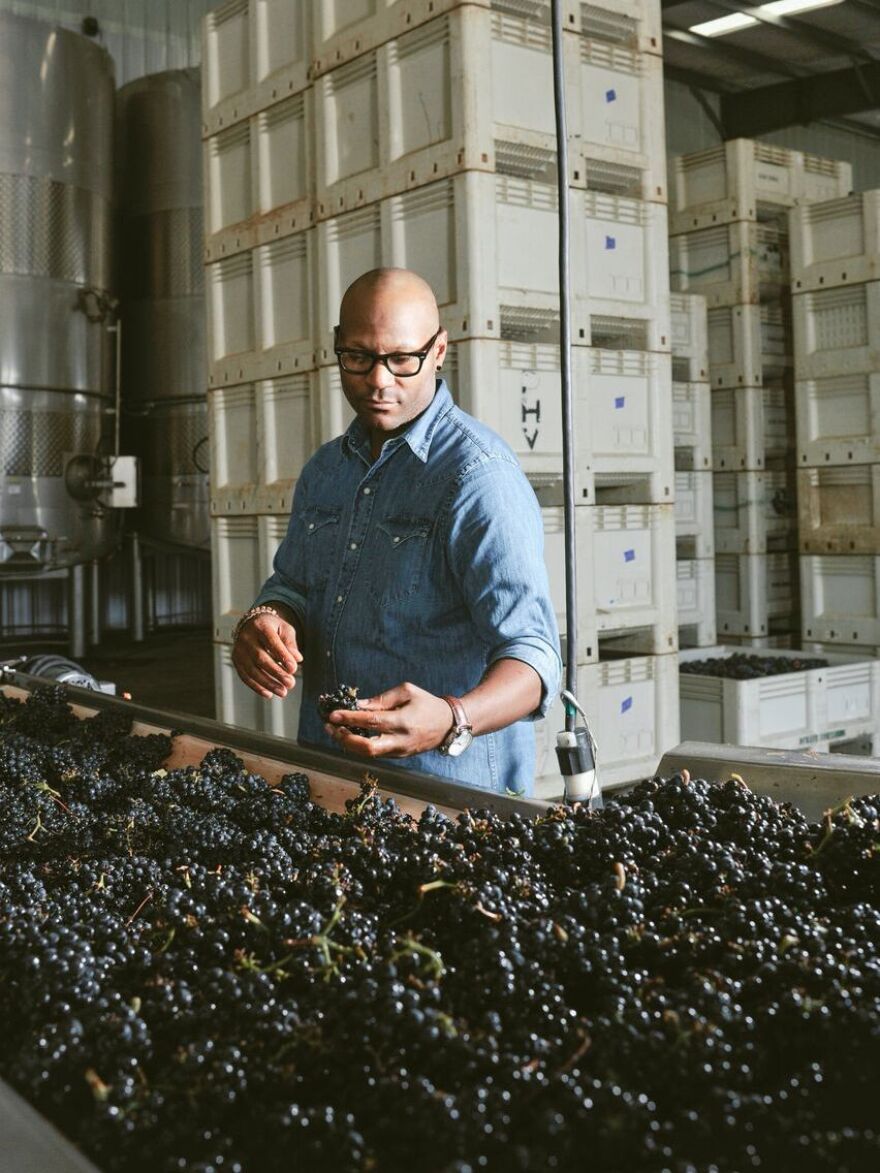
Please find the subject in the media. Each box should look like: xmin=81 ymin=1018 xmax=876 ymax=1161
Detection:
xmin=435 ymin=328 xmax=448 ymax=368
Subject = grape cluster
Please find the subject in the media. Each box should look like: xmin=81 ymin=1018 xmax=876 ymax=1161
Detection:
xmin=0 ymin=687 xmax=878 ymax=1172
xmin=680 ymin=653 xmax=829 ymax=680
xmin=318 ymin=683 xmax=377 ymax=737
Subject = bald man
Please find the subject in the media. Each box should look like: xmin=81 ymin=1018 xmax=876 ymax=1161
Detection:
xmin=232 ymin=268 xmax=561 ymax=795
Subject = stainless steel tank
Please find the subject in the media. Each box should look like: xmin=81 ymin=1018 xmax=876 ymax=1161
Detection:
xmin=116 ymin=68 xmax=209 ymax=549
xmin=0 ymin=13 xmax=117 ymax=571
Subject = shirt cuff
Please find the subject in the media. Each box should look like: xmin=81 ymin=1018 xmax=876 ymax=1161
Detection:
xmin=487 ymin=637 xmax=562 ymax=720
xmin=252 ymin=580 xmax=306 ymax=626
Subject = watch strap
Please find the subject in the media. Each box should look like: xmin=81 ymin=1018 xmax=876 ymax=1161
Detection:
xmin=441 ymin=695 xmax=472 ymax=734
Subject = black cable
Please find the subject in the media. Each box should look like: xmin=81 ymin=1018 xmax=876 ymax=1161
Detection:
xmin=550 ymin=0 xmax=577 ymax=733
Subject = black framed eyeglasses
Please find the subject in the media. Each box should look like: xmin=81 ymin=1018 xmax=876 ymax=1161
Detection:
xmin=334 ymin=327 xmax=442 ymax=377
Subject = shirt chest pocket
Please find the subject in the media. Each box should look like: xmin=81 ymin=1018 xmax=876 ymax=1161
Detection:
xmin=302 ymin=506 xmax=340 ymax=590
xmin=368 ymin=515 xmax=433 ymax=605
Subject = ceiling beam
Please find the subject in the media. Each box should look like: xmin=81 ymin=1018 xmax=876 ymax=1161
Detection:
xmin=721 ymin=60 xmax=880 ymax=135
xmin=692 ymin=0 xmax=877 ymax=62
xmin=664 ymin=27 xmax=807 ymax=79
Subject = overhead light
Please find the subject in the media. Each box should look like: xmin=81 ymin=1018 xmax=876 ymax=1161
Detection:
xmin=689 ymin=0 xmax=845 ymax=37
xmin=689 ymin=12 xmax=759 ymax=37
xmin=759 ymin=0 xmax=845 ymax=14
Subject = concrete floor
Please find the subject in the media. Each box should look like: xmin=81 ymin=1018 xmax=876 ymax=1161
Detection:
xmin=78 ymin=628 xmax=215 ymax=719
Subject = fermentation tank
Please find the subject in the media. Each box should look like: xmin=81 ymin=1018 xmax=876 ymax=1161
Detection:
xmin=116 ymin=68 xmax=209 ymax=549
xmin=0 ymin=13 xmax=118 ymax=570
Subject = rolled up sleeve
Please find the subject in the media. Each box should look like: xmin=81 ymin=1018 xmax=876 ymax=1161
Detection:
xmin=447 ymin=457 xmax=562 ymax=718
xmin=252 ymin=477 xmax=308 ymax=624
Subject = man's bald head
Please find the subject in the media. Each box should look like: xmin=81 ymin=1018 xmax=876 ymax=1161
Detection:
xmin=338 ymin=268 xmax=440 ymax=345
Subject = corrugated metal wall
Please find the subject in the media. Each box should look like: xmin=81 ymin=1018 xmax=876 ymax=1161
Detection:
xmin=665 ymin=79 xmax=880 ymax=191
xmin=0 ymin=0 xmax=214 ymax=84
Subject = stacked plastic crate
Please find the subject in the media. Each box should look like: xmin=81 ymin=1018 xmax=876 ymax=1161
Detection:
xmin=791 ymin=191 xmax=880 ymax=667
xmin=668 ymin=140 xmax=852 ymax=649
xmin=204 ymin=0 xmax=678 ymax=791
xmin=670 ymin=292 xmax=715 ymax=649
xmin=203 ymin=0 xmax=312 ymax=739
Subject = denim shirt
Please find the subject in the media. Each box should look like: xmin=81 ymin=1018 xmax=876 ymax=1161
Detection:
xmin=253 ymin=380 xmax=562 ymax=796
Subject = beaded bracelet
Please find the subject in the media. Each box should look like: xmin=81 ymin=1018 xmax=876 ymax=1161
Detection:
xmin=231 ymin=605 xmax=281 ymax=643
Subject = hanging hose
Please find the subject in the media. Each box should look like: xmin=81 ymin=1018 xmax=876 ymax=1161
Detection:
xmin=550 ymin=0 xmax=601 ymax=808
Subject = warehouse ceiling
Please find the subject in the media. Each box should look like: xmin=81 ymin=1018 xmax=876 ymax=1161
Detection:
xmin=661 ymin=0 xmax=880 ymax=138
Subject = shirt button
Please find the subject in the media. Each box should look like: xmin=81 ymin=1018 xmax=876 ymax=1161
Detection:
xmin=393 ymin=536 xmax=400 ymax=544
xmin=363 ymin=487 xmax=371 ymax=495
xmin=326 ymin=650 xmax=331 ymax=657
xmin=308 ymin=522 xmax=315 ymax=530
xmin=336 ymin=595 xmax=343 ymax=603
xmin=350 ymin=542 xmax=357 ymax=550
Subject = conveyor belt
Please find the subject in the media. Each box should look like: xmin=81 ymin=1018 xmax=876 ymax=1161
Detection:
xmin=0 ymin=670 xmax=552 ymax=820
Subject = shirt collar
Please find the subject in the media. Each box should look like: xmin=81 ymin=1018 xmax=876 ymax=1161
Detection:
xmin=342 ymin=379 xmax=453 ymax=464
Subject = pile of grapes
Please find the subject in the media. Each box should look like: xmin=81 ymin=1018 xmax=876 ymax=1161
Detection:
xmin=0 ymin=687 xmax=878 ymax=1172
xmin=680 ymin=653 xmax=829 ymax=680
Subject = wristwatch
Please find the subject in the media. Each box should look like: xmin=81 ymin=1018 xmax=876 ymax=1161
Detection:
xmin=438 ymin=695 xmax=473 ymax=757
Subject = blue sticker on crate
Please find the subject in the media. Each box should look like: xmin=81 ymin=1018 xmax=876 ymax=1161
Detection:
xmin=624 ymin=548 xmax=636 ymax=562
xmin=621 ymin=696 xmax=633 ymax=714
xmin=605 ymin=236 xmax=616 ymax=250
xmin=606 ymin=88 xmax=617 ymax=102
xmin=614 ymin=396 xmax=625 ymax=409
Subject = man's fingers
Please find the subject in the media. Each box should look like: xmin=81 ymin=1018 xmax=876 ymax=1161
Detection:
xmin=327 ymin=708 xmax=404 ymax=735
xmin=357 ymin=684 xmax=412 ymax=712
xmin=254 ymin=645 xmax=296 ymax=686
xmin=263 ymin=629 xmax=301 ymax=672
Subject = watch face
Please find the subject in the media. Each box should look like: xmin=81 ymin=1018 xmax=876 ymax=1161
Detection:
xmin=446 ymin=729 xmax=473 ymax=757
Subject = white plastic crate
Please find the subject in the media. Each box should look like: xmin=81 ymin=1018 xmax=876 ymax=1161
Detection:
xmin=311 ymin=5 xmax=666 ymax=215
xmin=669 ymin=139 xmax=852 ymax=234
xmin=209 ymin=384 xmax=258 ymax=509
xmin=716 ymin=551 xmax=797 ymax=638
xmin=542 ymin=503 xmax=677 ymax=654
xmin=726 ymin=633 xmax=796 ymax=650
xmin=707 ymin=302 xmax=791 ymax=388
xmin=315 ymin=170 xmax=670 ymax=354
xmin=796 ymin=372 xmax=880 ymax=467
xmin=203 ymin=0 xmax=250 ymax=115
xmin=253 ymin=230 xmax=317 ymax=366
xmin=591 ymin=503 xmax=678 ymax=649
xmin=713 ymin=468 xmax=796 ymax=555
xmin=712 ymin=384 xmax=791 ymax=471
xmin=541 ymin=505 xmax=599 ymax=664
xmin=251 ymin=0 xmax=311 ymax=92
xmin=205 ymin=122 xmax=253 ymax=235
xmin=798 ymin=465 xmax=880 ymax=554
xmin=674 ymin=470 xmax=714 ymax=558
xmin=214 ymin=640 xmax=303 ymax=738
xmin=679 ymin=644 xmax=880 ymax=753
xmin=312 ymin=8 xmax=665 ymax=215
xmin=211 ymin=514 xmax=261 ymax=635
xmin=792 ymin=281 xmax=880 ymax=380
xmin=790 ymin=190 xmax=880 ymax=293
xmin=253 ymin=90 xmax=313 ymax=217
xmin=203 ymin=0 xmax=311 ymax=137
xmin=257 ymin=373 xmax=315 ymax=495
xmin=206 ymin=250 xmax=256 ymax=376
xmin=311 ymin=0 xmax=664 ymax=76
xmin=672 ymin=381 xmax=711 ymax=470
xmin=676 ymin=558 xmax=716 ymax=647
xmin=209 ymin=376 xmax=316 ymax=513
xmin=454 ymin=339 xmax=673 ymax=500
xmin=204 ymin=90 xmax=314 ymax=259
xmin=206 ymin=232 xmax=317 ymax=388
xmin=669 ymin=220 xmax=788 ymax=309
xmin=534 ymin=652 xmax=680 ymax=795
xmin=670 ymin=292 xmax=708 ymax=383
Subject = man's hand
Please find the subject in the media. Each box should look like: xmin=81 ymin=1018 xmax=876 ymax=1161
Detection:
xmin=232 ymin=610 xmax=302 ymax=699
xmin=323 ymin=681 xmax=452 ymax=758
